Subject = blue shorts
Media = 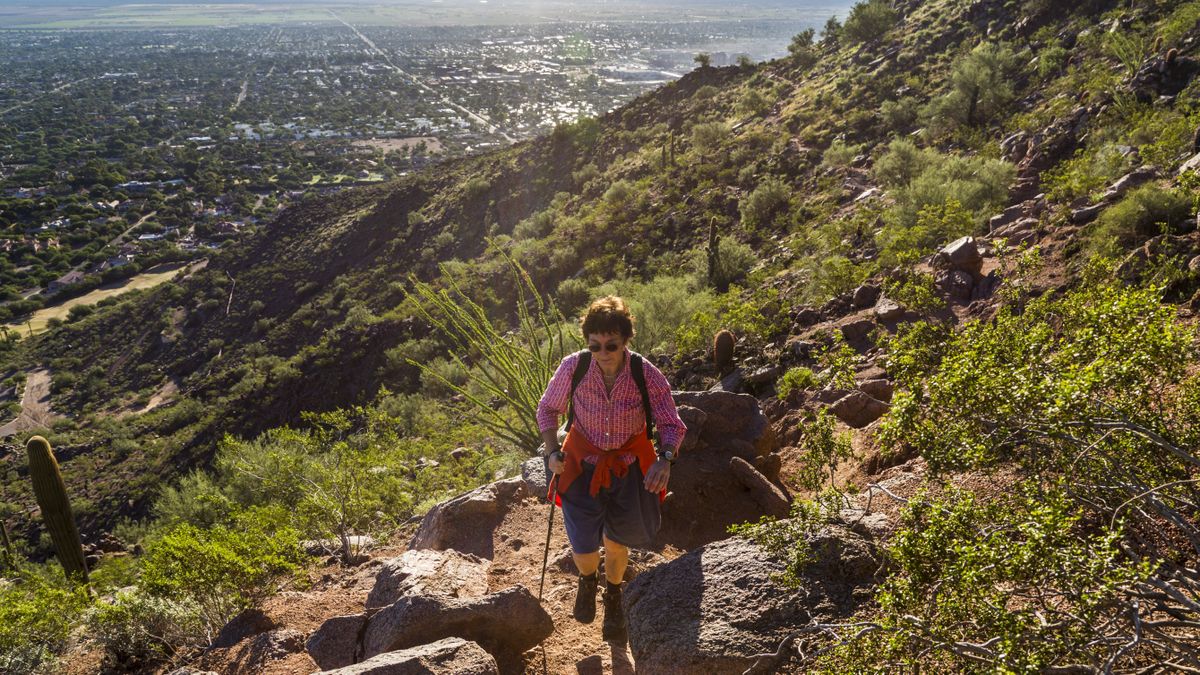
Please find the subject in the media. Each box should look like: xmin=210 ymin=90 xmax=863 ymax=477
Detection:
xmin=559 ymin=461 xmax=661 ymax=554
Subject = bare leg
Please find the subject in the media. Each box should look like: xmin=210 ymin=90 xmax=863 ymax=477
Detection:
xmin=574 ymin=550 xmax=600 ymax=576
xmin=602 ymin=535 xmax=628 ymax=585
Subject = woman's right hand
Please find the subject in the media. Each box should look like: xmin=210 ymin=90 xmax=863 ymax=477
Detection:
xmin=547 ymin=450 xmax=565 ymax=475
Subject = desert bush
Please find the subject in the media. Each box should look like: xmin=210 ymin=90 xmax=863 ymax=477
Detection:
xmin=743 ymin=283 xmax=1200 ymax=669
xmin=842 ymin=0 xmax=899 ymax=44
xmin=923 ymin=43 xmax=1021 ymax=133
xmin=877 ymin=198 xmax=975 ymax=265
xmin=788 ymin=28 xmax=819 ymax=69
xmin=691 ymin=122 xmax=730 ymax=158
xmin=1042 ymin=144 xmax=1134 ymax=202
xmin=736 ymin=89 xmax=773 ymax=116
xmin=821 ymin=139 xmax=866 ymax=168
xmin=689 ymin=235 xmax=759 ymax=291
xmin=739 ymin=177 xmax=792 ymax=230
xmin=877 ymin=143 xmax=1014 ymax=233
xmin=513 ymin=209 xmax=555 ymax=240
xmin=0 ymin=566 xmax=91 ymax=674
xmin=1087 ymin=184 xmax=1193 ymax=255
xmin=405 ymin=248 xmax=579 ymax=451
xmin=86 ymin=589 xmax=204 ymax=668
xmin=776 ymin=367 xmax=819 ymax=399
xmin=555 ymin=277 xmax=591 ymax=313
xmin=592 ymin=275 xmax=715 ymax=355
xmin=140 ymin=519 xmax=307 ymax=638
xmin=879 ymin=96 xmax=920 ymax=132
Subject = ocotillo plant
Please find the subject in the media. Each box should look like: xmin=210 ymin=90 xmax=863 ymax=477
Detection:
xmin=27 ymin=436 xmax=88 ymax=583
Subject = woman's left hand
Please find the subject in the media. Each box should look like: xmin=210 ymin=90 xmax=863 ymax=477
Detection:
xmin=644 ymin=459 xmax=671 ymax=493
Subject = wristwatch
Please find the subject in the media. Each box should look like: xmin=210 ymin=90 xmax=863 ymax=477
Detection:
xmin=657 ymin=448 xmax=677 ymax=464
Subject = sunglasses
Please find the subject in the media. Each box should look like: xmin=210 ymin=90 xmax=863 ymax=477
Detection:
xmin=587 ymin=342 xmax=622 ymax=353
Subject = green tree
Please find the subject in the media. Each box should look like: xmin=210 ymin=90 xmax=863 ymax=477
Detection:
xmin=924 ymin=42 xmax=1021 ymax=131
xmin=842 ymin=0 xmax=899 ymax=44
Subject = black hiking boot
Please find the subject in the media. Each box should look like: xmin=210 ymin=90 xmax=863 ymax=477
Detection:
xmin=601 ymin=581 xmax=627 ymax=643
xmin=573 ymin=572 xmax=598 ymax=624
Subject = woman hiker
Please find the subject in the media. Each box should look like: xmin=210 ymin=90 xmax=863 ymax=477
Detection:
xmin=536 ymin=295 xmax=687 ymax=643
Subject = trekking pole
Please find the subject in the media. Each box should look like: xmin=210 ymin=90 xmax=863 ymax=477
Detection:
xmin=538 ymin=472 xmax=559 ymax=601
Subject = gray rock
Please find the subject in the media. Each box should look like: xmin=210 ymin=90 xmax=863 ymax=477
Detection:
xmin=520 ymin=456 xmax=549 ymax=496
xmin=410 ymin=478 xmax=529 ymax=558
xmin=743 ymin=365 xmax=782 ymax=386
xmin=211 ymin=608 xmax=276 ymax=649
xmin=624 ymin=532 xmax=878 ymax=674
xmin=710 ymin=368 xmax=745 ymax=393
xmin=873 ymin=298 xmax=904 ymax=322
xmin=840 ymin=318 xmax=876 ymax=350
xmin=936 ymin=268 xmax=976 ymax=301
xmin=675 ymin=405 xmax=708 ymax=453
xmin=934 ymin=236 xmax=983 ymax=276
xmin=728 ymin=457 xmax=790 ymax=518
xmin=858 ymin=378 xmax=894 ymax=403
xmin=851 ymin=284 xmax=880 ymax=308
xmin=307 ymin=614 xmax=366 ymax=671
xmin=361 ymin=586 xmax=552 ymax=674
xmin=316 ymin=638 xmax=498 ymax=675
xmin=829 ymin=390 xmax=889 ymax=429
xmin=1099 ymin=165 xmax=1159 ymax=203
xmin=1179 ymin=151 xmax=1200 ymax=175
xmin=367 ymin=549 xmax=490 ymax=610
xmin=1070 ymin=202 xmax=1106 ymax=224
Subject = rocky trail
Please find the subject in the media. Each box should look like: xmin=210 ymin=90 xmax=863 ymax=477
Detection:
xmin=169 ymin=382 xmax=930 ymax=675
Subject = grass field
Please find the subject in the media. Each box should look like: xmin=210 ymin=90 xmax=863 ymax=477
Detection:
xmin=6 ymin=262 xmax=192 ymax=337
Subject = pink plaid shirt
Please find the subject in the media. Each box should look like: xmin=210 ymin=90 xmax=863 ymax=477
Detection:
xmin=537 ymin=349 xmax=687 ymax=464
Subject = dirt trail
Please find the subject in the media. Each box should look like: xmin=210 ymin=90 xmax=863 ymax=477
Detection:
xmin=0 ymin=368 xmax=57 ymax=437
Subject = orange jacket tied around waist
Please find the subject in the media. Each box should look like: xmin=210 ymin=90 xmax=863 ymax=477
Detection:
xmin=548 ymin=425 xmax=665 ymax=506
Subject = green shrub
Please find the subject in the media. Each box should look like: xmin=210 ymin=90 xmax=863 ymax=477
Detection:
xmin=1087 ymin=184 xmax=1193 ymax=255
xmin=140 ymin=520 xmax=307 ymax=635
xmin=689 ymin=236 xmax=758 ymax=291
xmin=842 ymin=0 xmax=899 ymax=44
xmin=776 ymin=367 xmax=819 ymax=399
xmin=878 ymin=145 xmax=1014 ymax=233
xmin=555 ymin=277 xmax=591 ymax=313
xmin=878 ymin=198 xmax=975 ymax=265
xmin=0 ymin=566 xmax=91 ymax=674
xmin=923 ymin=43 xmax=1021 ymax=133
xmin=787 ymin=28 xmax=819 ymax=68
xmin=880 ymin=96 xmax=920 ymax=132
xmin=514 ymin=209 xmax=555 ymax=240
xmin=821 ymin=139 xmax=865 ymax=168
xmin=593 ymin=275 xmax=715 ymax=355
xmin=736 ymin=89 xmax=773 ymax=117
xmin=86 ymin=589 xmax=204 ymax=667
xmin=739 ymin=177 xmax=792 ymax=230
xmin=690 ymin=122 xmax=730 ymax=157
xmin=1042 ymin=144 xmax=1133 ymax=202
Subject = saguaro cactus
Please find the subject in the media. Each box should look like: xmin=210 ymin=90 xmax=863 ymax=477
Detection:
xmin=27 ymin=436 xmax=88 ymax=583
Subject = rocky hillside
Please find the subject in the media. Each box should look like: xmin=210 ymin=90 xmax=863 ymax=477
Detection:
xmin=7 ymin=0 xmax=1200 ymax=671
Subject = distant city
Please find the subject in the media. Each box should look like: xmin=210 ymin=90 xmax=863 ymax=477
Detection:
xmin=0 ymin=2 xmax=848 ymax=327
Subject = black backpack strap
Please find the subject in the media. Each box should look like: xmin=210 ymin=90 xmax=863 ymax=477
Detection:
xmin=565 ymin=350 xmax=591 ymax=432
xmin=630 ymin=353 xmax=655 ymax=444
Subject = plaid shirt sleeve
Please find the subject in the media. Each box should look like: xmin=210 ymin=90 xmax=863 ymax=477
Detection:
xmin=643 ymin=358 xmax=687 ymax=452
xmin=537 ymin=352 xmax=579 ymax=435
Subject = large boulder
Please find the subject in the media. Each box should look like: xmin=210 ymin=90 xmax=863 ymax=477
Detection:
xmin=410 ymin=478 xmax=529 ymax=558
xmin=367 ymin=549 xmax=490 ymax=610
xmin=828 ymin=390 xmax=889 ymax=429
xmin=317 ymin=638 xmax=498 ymax=675
xmin=662 ymin=391 xmax=783 ymax=550
xmin=361 ymin=585 xmax=552 ymax=674
xmin=307 ymin=614 xmax=367 ymax=671
xmin=933 ymin=236 xmax=983 ymax=277
xmin=624 ymin=530 xmax=879 ymax=674
xmin=211 ymin=608 xmax=276 ymax=649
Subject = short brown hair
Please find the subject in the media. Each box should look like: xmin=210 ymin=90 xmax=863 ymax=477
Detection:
xmin=581 ymin=295 xmax=635 ymax=340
